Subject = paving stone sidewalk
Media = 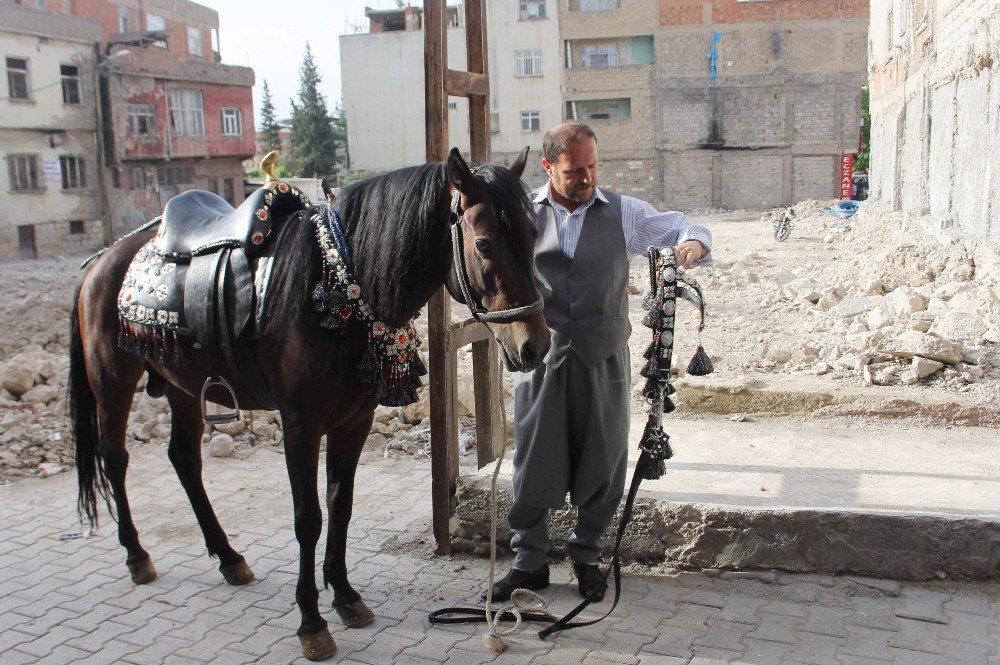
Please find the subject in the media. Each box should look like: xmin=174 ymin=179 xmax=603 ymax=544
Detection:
xmin=0 ymin=443 xmax=997 ymax=665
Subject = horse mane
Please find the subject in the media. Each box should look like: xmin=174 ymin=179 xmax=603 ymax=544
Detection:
xmin=263 ymin=159 xmax=534 ymax=337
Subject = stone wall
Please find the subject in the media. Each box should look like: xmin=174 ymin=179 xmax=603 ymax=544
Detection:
xmin=869 ymin=0 xmax=999 ymax=248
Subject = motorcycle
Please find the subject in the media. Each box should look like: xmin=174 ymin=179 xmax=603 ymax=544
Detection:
xmin=774 ymin=207 xmax=795 ymax=241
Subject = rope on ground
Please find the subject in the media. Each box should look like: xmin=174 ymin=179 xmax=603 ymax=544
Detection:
xmin=482 ymin=397 xmax=553 ymax=652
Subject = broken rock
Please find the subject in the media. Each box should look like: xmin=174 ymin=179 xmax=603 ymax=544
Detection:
xmin=881 ymin=332 xmax=963 ymax=365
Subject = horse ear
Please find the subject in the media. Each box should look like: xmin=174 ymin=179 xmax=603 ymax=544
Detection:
xmin=447 ymin=147 xmax=475 ymax=193
xmin=509 ymin=146 xmax=529 ymax=180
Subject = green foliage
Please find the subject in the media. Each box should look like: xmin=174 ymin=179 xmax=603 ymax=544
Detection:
xmin=855 ymin=86 xmax=871 ymax=172
xmin=290 ymin=43 xmax=338 ymax=178
xmin=342 ymin=170 xmax=368 ymax=184
xmin=244 ymin=163 xmax=290 ymax=180
xmin=259 ymin=80 xmax=282 ymax=155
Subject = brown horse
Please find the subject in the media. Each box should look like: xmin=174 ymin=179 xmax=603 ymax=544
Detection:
xmin=69 ymin=148 xmax=549 ymax=660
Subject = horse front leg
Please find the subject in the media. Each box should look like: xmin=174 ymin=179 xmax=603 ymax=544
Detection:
xmin=282 ymin=412 xmax=337 ymax=661
xmin=323 ymin=413 xmax=375 ymax=628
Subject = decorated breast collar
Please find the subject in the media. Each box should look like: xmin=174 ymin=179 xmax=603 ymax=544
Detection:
xmin=310 ymin=208 xmax=427 ymax=407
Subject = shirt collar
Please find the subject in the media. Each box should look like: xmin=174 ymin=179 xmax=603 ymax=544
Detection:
xmin=532 ymin=181 xmax=609 ymax=207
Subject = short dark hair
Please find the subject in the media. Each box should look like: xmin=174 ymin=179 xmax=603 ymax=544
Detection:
xmin=543 ymin=122 xmax=597 ymax=163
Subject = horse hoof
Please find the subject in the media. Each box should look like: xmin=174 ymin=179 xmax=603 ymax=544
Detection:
xmin=334 ymin=599 xmax=375 ymax=628
xmin=127 ymin=558 xmax=157 ymax=585
xmin=298 ymin=629 xmax=337 ymax=661
xmin=220 ymin=560 xmax=255 ymax=585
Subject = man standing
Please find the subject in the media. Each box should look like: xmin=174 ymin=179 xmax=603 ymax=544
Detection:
xmin=484 ymin=122 xmax=712 ymax=602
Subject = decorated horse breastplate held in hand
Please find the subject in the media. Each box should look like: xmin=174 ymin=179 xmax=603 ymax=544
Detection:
xmin=310 ymin=208 xmax=428 ymax=408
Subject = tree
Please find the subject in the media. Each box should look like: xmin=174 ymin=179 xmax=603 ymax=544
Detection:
xmin=332 ymin=101 xmax=349 ymax=173
xmin=855 ymin=86 xmax=871 ymax=173
xmin=290 ymin=43 xmax=337 ymax=177
xmin=259 ymin=80 xmax=282 ymax=155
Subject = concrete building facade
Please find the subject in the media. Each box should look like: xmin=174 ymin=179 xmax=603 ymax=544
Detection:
xmin=869 ymin=0 xmax=1000 ymax=248
xmin=0 ymin=3 xmax=104 ymax=259
xmin=340 ymin=5 xmax=471 ymax=172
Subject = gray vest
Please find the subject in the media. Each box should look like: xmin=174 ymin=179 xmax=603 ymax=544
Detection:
xmin=533 ymin=189 xmax=631 ymax=368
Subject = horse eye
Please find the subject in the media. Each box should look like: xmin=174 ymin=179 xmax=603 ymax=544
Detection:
xmin=474 ymin=238 xmax=493 ymax=256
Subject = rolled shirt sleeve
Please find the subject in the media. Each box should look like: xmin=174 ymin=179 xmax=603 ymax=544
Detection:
xmin=622 ymin=196 xmax=713 ymax=265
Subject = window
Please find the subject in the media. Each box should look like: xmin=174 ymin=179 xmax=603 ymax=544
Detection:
xmin=128 ymin=104 xmax=156 ymax=135
xmin=61 ymin=64 xmax=81 ymax=104
xmin=6 ymin=57 xmax=29 ymax=100
xmin=8 ymin=154 xmax=41 ymax=192
xmin=515 ymin=49 xmax=543 ymax=77
xmin=169 ymin=88 xmax=204 ymax=136
xmin=886 ymin=9 xmax=893 ymax=53
xmin=111 ymin=167 xmax=121 ymax=189
xmin=568 ymin=98 xmax=631 ymax=120
xmin=490 ymin=111 xmax=500 ymax=133
xmin=223 ymin=178 xmax=234 ymax=205
xmin=519 ymin=0 xmax=546 ymax=20
xmin=60 ymin=156 xmax=87 ymax=189
xmin=577 ymin=0 xmax=619 ymax=10
xmin=69 ymin=220 xmax=85 ymax=235
xmin=118 ymin=5 xmax=133 ymax=33
xmin=582 ymin=44 xmax=618 ymax=68
xmin=147 ymin=14 xmax=167 ymax=48
xmin=220 ymin=108 xmax=242 ymax=136
xmin=8 ymin=155 xmax=40 ymax=191
xmin=130 ymin=166 xmax=150 ymax=190
xmin=36 ymin=0 xmax=46 ymax=8
xmin=186 ymin=26 xmax=203 ymax=57
xmin=206 ymin=177 xmax=218 ymax=194
xmin=157 ymin=165 xmax=194 ymax=187
xmin=521 ymin=111 xmax=540 ymax=132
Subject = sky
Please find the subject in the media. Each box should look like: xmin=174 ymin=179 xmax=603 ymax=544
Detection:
xmin=203 ymin=0 xmax=412 ymax=126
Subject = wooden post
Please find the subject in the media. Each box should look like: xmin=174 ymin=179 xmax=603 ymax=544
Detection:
xmin=425 ymin=0 xmax=456 ymax=556
xmin=426 ymin=0 xmax=505 ymax=554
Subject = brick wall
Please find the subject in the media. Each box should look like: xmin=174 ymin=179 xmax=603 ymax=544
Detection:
xmin=720 ymin=153 xmax=784 ymax=209
xmin=792 ymin=155 xmax=836 ymax=201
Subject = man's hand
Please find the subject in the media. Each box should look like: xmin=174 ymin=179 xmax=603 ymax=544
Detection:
xmin=675 ymin=240 xmax=707 ymax=268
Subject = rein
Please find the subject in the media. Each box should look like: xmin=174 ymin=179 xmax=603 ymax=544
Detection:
xmin=428 ymin=245 xmax=713 ymax=643
xmin=449 ymin=190 xmax=544 ymax=324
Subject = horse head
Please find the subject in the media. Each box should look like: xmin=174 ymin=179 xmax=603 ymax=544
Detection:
xmin=445 ymin=147 xmax=550 ymax=372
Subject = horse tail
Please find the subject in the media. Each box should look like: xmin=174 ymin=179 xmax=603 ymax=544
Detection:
xmin=70 ymin=284 xmax=112 ymax=528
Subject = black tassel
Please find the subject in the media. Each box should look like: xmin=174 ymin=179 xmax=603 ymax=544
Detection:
xmin=640 ymin=357 xmax=660 ymax=380
xmin=410 ymin=353 xmax=428 ymax=376
xmin=641 ymin=309 xmax=663 ymax=329
xmin=312 ymin=282 xmax=328 ymax=311
xmin=662 ymin=397 xmax=676 ymax=413
xmin=687 ymin=346 xmax=714 ymax=376
xmin=641 ymin=292 xmax=656 ymax=311
xmin=641 ymin=380 xmax=660 ymax=401
xmin=642 ymin=341 xmax=658 ymax=360
xmin=664 ymin=383 xmax=676 ymax=395
xmin=639 ymin=456 xmax=666 ymax=481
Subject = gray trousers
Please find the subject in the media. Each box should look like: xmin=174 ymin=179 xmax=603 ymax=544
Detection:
xmin=510 ymin=346 xmax=630 ymax=571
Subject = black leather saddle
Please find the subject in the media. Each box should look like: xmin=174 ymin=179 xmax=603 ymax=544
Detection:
xmin=118 ymin=183 xmax=313 ymax=423
xmin=155 ymin=184 xmax=312 ymax=258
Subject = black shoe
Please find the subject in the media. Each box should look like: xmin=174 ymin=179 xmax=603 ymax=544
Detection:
xmin=481 ymin=564 xmax=550 ymax=602
xmin=573 ymin=563 xmax=607 ymax=602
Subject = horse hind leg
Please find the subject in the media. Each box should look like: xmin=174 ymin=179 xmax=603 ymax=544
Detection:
xmin=93 ymin=366 xmax=158 ymax=584
xmin=165 ymin=386 xmax=253 ymax=585
xmin=323 ymin=416 xmax=375 ymax=629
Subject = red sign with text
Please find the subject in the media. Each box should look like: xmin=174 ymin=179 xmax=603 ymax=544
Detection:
xmin=841 ymin=154 xmax=854 ymax=200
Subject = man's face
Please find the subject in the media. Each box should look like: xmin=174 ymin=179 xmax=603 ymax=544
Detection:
xmin=542 ymin=138 xmax=599 ymax=205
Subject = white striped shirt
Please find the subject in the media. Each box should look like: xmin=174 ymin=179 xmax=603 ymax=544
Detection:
xmin=532 ymin=182 xmax=713 ymax=263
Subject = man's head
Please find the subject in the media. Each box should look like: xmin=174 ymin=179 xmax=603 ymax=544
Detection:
xmin=541 ymin=122 xmax=598 ymax=207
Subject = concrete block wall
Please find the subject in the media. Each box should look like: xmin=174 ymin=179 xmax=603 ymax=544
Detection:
xmin=601 ymin=156 xmax=662 ymax=203
xmin=720 ymin=154 xmax=784 ymax=209
xmin=869 ymin=0 xmax=999 ymax=248
xmin=793 ymin=155 xmax=837 ymax=201
xmin=661 ymin=153 xmax=714 ymax=208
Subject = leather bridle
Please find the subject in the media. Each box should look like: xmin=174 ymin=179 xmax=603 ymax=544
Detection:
xmin=449 ymin=189 xmax=544 ymax=324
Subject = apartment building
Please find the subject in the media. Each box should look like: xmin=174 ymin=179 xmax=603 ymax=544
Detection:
xmin=0 ymin=2 xmax=103 ymax=259
xmin=19 ymin=0 xmax=255 ymax=239
xmin=869 ymin=0 xmax=999 ymax=247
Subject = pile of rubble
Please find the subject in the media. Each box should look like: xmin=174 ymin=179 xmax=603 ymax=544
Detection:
xmin=690 ymin=200 xmax=999 ymax=399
